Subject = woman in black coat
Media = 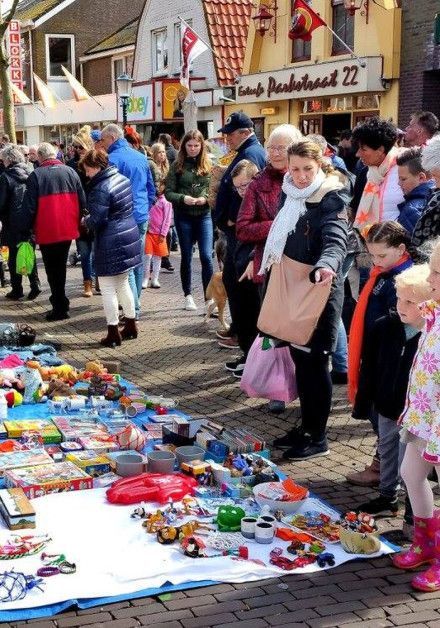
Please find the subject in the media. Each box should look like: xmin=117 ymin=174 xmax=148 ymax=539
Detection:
xmin=0 ymin=145 xmax=40 ymax=300
xmin=81 ymin=149 xmax=141 ymax=347
xmin=262 ymin=140 xmax=349 ymax=461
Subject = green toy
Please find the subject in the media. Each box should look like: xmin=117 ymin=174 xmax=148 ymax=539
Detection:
xmin=216 ymin=505 xmax=246 ymax=532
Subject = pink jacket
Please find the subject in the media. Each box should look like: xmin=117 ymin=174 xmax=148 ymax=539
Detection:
xmin=148 ymin=195 xmax=173 ymax=237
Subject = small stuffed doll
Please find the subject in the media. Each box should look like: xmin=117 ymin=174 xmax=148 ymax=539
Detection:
xmin=18 ymin=364 xmax=47 ymax=403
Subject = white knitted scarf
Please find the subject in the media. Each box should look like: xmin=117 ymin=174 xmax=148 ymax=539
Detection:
xmin=259 ymin=169 xmax=326 ymax=274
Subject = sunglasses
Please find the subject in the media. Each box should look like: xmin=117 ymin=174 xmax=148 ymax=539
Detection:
xmin=73 ymin=144 xmax=84 ymax=150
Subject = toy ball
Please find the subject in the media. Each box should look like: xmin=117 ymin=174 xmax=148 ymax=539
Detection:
xmin=115 ymin=424 xmax=147 ymax=451
xmin=155 ymin=406 xmax=168 ymax=416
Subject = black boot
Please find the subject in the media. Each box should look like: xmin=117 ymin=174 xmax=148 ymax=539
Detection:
xmin=120 ymin=318 xmax=138 ymax=341
xmin=100 ymin=325 xmax=122 ymax=347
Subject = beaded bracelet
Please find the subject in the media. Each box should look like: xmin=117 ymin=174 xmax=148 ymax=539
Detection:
xmin=37 ymin=566 xmax=59 ymax=577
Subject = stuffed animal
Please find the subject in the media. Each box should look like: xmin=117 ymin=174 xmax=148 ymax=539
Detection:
xmin=18 ymin=366 xmax=47 ymax=403
xmin=0 ymin=368 xmax=24 ymax=390
xmin=46 ymin=379 xmax=76 ymax=399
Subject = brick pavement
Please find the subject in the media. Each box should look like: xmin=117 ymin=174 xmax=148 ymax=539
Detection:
xmin=1 ymin=251 xmax=440 ymax=628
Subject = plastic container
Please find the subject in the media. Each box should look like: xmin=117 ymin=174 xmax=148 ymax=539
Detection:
xmin=175 ymin=445 xmax=205 ymax=466
xmin=252 ymin=482 xmax=307 ymax=514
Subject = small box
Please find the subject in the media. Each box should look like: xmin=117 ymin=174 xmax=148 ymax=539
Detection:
xmin=77 ymin=436 xmax=119 ymax=453
xmin=0 ymin=488 xmax=36 ymax=529
xmin=4 ymin=420 xmax=61 ymax=444
xmin=66 ymin=450 xmax=111 ymax=477
xmin=0 ymin=449 xmax=53 ymax=476
xmin=4 ymin=462 xmax=93 ymax=499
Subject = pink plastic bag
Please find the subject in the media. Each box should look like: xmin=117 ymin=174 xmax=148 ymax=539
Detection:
xmin=240 ymin=336 xmax=297 ymax=402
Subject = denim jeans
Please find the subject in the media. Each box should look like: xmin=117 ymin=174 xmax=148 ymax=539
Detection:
xmin=174 ymin=213 xmax=213 ymax=297
xmin=332 ymin=253 xmax=355 ymax=373
xmin=76 ymin=238 xmax=93 ymax=281
xmin=128 ymin=221 xmax=147 ymax=318
xmin=378 ymin=413 xmax=404 ymax=499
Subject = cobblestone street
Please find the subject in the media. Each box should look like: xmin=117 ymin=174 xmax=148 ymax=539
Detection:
xmin=1 ymin=251 xmax=440 ymax=628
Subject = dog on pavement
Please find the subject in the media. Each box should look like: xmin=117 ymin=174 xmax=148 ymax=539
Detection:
xmin=205 ymin=271 xmax=229 ymax=331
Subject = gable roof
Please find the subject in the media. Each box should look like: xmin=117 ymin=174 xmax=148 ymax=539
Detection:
xmin=16 ymin=0 xmax=67 ymax=22
xmin=202 ymin=0 xmax=253 ymax=86
xmin=84 ymin=18 xmax=138 ymax=55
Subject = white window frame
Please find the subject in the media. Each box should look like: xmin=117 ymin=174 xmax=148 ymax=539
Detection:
xmin=111 ymin=53 xmax=134 ymax=93
xmin=151 ymin=28 xmax=168 ymax=76
xmin=45 ymin=33 xmax=75 ymax=79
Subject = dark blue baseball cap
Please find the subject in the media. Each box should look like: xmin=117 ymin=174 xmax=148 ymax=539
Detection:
xmin=218 ymin=111 xmax=254 ymax=134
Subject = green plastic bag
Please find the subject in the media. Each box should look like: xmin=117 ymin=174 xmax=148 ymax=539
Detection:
xmin=16 ymin=242 xmax=35 ymax=276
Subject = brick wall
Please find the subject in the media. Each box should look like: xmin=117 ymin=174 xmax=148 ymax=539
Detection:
xmin=31 ymin=0 xmax=144 ymax=85
xmin=82 ymin=56 xmax=113 ymax=96
xmin=399 ymin=0 xmax=440 ymax=126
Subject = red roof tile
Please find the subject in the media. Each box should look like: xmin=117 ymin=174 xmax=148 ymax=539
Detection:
xmin=202 ymin=0 xmax=253 ymax=86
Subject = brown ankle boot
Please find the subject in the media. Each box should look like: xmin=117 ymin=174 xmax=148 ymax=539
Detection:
xmin=346 ymin=457 xmax=380 ymax=487
xmin=100 ymin=325 xmax=122 ymax=347
xmin=120 ymin=318 xmax=138 ymax=340
xmin=82 ymin=280 xmax=93 ymax=298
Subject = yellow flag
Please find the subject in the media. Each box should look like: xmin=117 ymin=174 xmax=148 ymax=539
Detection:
xmin=33 ymin=73 xmax=57 ymax=108
xmin=61 ymin=65 xmax=90 ymax=102
xmin=11 ymin=83 xmax=32 ymax=105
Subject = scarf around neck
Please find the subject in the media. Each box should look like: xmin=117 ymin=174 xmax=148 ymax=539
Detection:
xmin=259 ymin=169 xmax=326 ymax=274
xmin=354 ymin=146 xmax=400 ymax=232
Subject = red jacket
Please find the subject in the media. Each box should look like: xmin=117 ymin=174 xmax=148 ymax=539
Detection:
xmin=236 ymin=165 xmax=285 ymax=283
xmin=22 ymin=159 xmax=85 ymax=245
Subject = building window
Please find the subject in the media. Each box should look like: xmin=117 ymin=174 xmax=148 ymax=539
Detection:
xmin=45 ymin=34 xmax=75 ymax=78
xmin=152 ymin=28 xmax=168 ymax=74
xmin=291 ymin=38 xmax=311 ymax=62
xmin=173 ymin=20 xmax=193 ymax=71
xmin=331 ymin=1 xmax=354 ymax=55
xmin=112 ymin=54 xmax=134 ymax=92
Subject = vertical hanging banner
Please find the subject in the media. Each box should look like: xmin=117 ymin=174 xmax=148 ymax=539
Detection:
xmin=7 ymin=20 xmax=24 ymax=104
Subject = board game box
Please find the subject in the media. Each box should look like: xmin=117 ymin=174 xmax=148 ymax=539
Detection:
xmin=4 ymin=461 xmax=93 ymax=499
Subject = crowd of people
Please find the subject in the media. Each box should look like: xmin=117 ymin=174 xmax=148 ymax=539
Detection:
xmin=1 ymin=110 xmax=440 ymax=588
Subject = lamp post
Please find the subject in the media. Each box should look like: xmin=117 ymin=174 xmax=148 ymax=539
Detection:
xmin=116 ymin=73 xmax=133 ymax=127
xmin=252 ymin=1 xmax=278 ymax=42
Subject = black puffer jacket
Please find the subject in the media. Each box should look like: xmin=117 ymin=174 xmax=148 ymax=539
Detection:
xmin=411 ymin=188 xmax=440 ymax=248
xmin=281 ymin=175 xmax=349 ymax=353
xmin=0 ymin=162 xmax=33 ymax=246
xmin=85 ymin=166 xmax=141 ymax=277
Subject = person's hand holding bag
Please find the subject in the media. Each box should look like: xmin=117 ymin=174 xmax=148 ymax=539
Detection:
xmin=314 ymin=267 xmax=336 ymax=286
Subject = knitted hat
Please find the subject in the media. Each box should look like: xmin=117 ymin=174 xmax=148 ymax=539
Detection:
xmin=72 ymin=125 xmax=94 ymax=150
xmin=91 ymin=129 xmax=102 ymax=142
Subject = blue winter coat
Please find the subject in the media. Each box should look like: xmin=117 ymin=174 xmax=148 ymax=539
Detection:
xmin=214 ymin=134 xmax=267 ymax=230
xmin=397 ymin=181 xmax=435 ymax=234
xmin=85 ymin=166 xmax=142 ymax=277
xmin=107 ymin=138 xmax=155 ymax=224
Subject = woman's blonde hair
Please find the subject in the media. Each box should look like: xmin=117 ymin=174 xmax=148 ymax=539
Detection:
xmin=287 ymin=139 xmax=334 ymax=175
xmin=175 ymin=130 xmax=212 ymax=176
xmin=395 ymin=264 xmax=432 ymax=303
xmin=151 ymin=142 xmax=169 ymax=177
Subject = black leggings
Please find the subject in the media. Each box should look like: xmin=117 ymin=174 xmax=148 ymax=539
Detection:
xmin=290 ymin=348 xmax=332 ymax=442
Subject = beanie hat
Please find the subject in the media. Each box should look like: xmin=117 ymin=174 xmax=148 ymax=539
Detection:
xmin=91 ymin=129 xmax=102 ymax=142
xmin=72 ymin=125 xmax=94 ymax=150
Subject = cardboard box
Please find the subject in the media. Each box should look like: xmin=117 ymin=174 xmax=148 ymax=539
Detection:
xmin=66 ymin=450 xmax=111 ymax=477
xmin=0 ymin=448 xmax=53 ymax=476
xmin=0 ymin=487 xmax=35 ymax=529
xmin=3 ymin=419 xmax=61 ymax=444
xmin=4 ymin=461 xmax=93 ymax=499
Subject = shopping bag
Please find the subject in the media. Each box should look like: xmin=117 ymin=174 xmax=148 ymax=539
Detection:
xmin=16 ymin=242 xmax=35 ymax=276
xmin=240 ymin=336 xmax=297 ymax=402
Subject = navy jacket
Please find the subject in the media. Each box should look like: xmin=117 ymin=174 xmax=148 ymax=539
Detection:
xmin=397 ymin=181 xmax=434 ymax=234
xmin=85 ymin=166 xmax=141 ymax=277
xmin=354 ymin=313 xmax=420 ymax=421
xmin=214 ymin=134 xmax=267 ymax=230
xmin=0 ymin=162 xmax=33 ymax=246
xmin=107 ymin=138 xmax=155 ymax=224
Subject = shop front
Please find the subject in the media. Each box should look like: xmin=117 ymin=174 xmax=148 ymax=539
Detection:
xmin=231 ymin=56 xmax=396 ymax=144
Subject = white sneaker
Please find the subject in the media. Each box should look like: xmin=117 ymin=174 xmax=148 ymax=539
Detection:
xmin=151 ymin=279 xmax=161 ymax=289
xmin=142 ymin=278 xmax=149 ymax=289
xmin=185 ymin=295 xmax=197 ymax=311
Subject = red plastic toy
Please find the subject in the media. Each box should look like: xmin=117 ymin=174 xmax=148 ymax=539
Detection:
xmin=106 ymin=473 xmax=198 ymax=505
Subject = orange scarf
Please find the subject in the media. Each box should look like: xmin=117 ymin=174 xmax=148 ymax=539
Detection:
xmin=347 ymin=253 xmax=411 ymax=404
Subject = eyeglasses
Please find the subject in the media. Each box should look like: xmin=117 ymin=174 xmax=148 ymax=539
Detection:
xmin=267 ymin=145 xmax=288 ymax=153
xmin=73 ymin=144 xmax=84 ymax=150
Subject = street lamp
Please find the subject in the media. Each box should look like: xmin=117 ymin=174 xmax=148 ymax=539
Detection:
xmin=116 ymin=73 xmax=133 ymax=127
xmin=252 ymin=2 xmax=278 ymax=41
xmin=343 ymin=0 xmax=369 ymax=22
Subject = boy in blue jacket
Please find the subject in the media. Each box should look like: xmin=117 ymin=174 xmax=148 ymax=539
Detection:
xmin=396 ymin=148 xmax=434 ymax=234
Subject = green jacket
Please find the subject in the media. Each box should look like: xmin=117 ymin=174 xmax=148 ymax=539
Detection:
xmin=165 ymin=158 xmax=211 ymax=217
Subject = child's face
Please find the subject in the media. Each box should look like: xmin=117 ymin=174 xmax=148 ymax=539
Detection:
xmin=367 ymin=241 xmax=405 ymax=271
xmin=396 ymin=286 xmax=424 ymax=328
xmin=428 ymin=252 xmax=440 ymax=300
xmin=232 ymin=172 xmax=252 ymax=198
xmin=398 ymin=165 xmax=426 ymax=196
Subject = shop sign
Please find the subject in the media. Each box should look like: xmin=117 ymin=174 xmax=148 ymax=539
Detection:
xmin=236 ymin=56 xmax=384 ymax=104
xmin=122 ymin=84 xmax=154 ymax=122
xmin=7 ymin=20 xmax=23 ymax=104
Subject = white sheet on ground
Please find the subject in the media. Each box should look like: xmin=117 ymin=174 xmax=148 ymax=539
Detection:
xmin=0 ymin=488 xmax=394 ymax=610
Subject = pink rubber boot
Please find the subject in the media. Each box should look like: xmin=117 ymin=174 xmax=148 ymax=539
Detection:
xmin=392 ymin=515 xmax=440 ymax=570
xmin=412 ymin=531 xmax=440 ymax=591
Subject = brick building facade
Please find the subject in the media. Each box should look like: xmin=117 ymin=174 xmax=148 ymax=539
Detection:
xmin=398 ymin=0 xmax=440 ymax=126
